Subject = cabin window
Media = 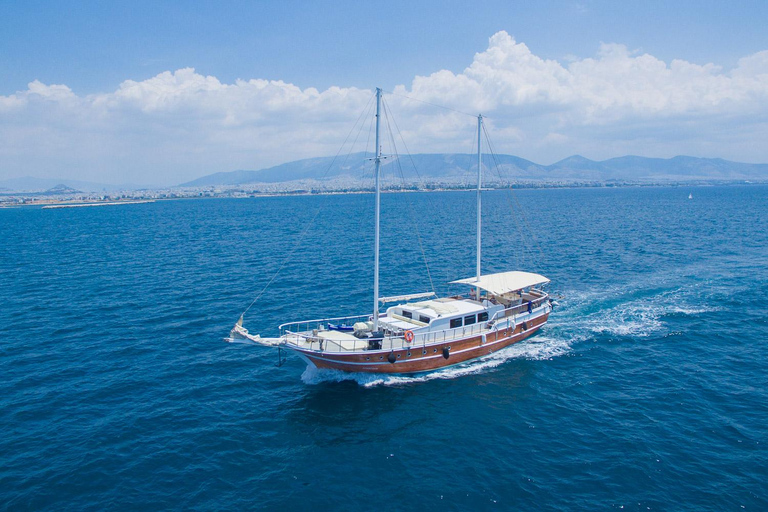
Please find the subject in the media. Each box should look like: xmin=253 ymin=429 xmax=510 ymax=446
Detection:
xmin=401 ymin=310 xmax=412 ymax=319
xmin=450 ymin=318 xmax=462 ymax=328
xmin=478 ymin=312 xmax=489 ymax=322
xmin=419 ymin=315 xmax=430 ymax=324
xmin=464 ymin=314 xmax=476 ymax=325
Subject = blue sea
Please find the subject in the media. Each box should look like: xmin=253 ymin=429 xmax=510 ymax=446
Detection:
xmin=1 ymin=186 xmax=766 ymax=510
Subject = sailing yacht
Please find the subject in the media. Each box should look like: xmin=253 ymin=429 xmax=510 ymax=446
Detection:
xmin=229 ymin=88 xmax=553 ymax=374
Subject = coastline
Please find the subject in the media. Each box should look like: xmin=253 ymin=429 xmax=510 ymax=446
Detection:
xmin=1 ymin=179 xmax=766 ymax=208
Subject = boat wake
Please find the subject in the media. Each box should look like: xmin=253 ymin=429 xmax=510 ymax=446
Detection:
xmin=555 ymin=283 xmax=721 ymax=339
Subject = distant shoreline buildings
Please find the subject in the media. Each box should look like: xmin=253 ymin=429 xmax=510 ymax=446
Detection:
xmin=2 ymin=178 xmax=765 ymax=208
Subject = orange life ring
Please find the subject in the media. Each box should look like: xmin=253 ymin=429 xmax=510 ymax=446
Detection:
xmin=404 ymin=330 xmax=414 ymax=343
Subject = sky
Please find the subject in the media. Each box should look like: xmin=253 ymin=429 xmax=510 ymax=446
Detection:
xmin=2 ymin=0 xmax=768 ymax=186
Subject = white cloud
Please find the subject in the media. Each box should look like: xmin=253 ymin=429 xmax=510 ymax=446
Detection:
xmin=0 ymin=80 xmax=77 ymax=111
xmin=403 ymin=32 xmax=768 ymax=121
xmin=2 ymin=31 xmax=768 ymax=185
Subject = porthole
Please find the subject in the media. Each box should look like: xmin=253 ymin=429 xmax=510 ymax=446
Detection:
xmin=397 ymin=354 xmax=401 ymax=359
xmin=366 ymin=357 xmax=370 ymax=361
xmin=422 ymin=349 xmax=427 ymax=355
xmin=379 ymin=356 xmax=383 ymax=360
xmin=407 ymin=351 xmax=411 ymax=357
xmin=433 ymin=348 xmax=437 ymax=353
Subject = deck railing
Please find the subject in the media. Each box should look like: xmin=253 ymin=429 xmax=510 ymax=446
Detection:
xmin=279 ymin=294 xmax=551 ymax=353
xmin=279 ymin=314 xmax=371 ymax=337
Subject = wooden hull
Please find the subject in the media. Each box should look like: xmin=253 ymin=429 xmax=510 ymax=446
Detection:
xmin=288 ymin=312 xmax=549 ymax=374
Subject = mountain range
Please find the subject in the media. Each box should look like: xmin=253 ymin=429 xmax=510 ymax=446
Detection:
xmin=180 ymin=153 xmax=768 ymax=188
xmin=3 ymin=154 xmax=766 ymax=193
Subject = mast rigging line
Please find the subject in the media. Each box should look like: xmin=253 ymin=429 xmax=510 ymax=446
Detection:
xmin=380 ymin=95 xmax=437 ymax=297
xmin=380 ymin=88 xmax=486 ymax=196
xmin=239 ymin=92 xmax=377 ymax=321
xmin=383 ymin=91 xmax=484 ymax=295
xmin=482 ymin=125 xmax=535 ymax=265
xmin=481 ymin=122 xmax=548 ymax=268
xmin=384 ymin=89 xmax=481 ymax=119
xmin=237 ymin=89 xmax=535 ymax=323
xmin=482 ymin=132 xmax=531 ymax=267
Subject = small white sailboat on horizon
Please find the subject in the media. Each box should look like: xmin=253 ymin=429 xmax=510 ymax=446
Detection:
xmin=228 ymin=88 xmax=553 ymax=374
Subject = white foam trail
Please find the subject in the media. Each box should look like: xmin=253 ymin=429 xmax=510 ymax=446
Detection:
xmin=668 ymin=305 xmax=721 ymax=315
xmin=552 ymin=282 xmax=719 ymax=338
xmin=583 ymin=301 xmax=665 ymax=337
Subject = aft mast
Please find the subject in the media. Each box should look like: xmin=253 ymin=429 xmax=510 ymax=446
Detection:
xmin=373 ymin=88 xmax=382 ymax=331
xmin=476 ymin=114 xmax=483 ymax=296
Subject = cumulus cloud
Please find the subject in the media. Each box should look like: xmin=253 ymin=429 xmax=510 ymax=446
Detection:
xmin=2 ymin=31 xmax=768 ymax=185
xmin=399 ymin=32 xmax=768 ymax=120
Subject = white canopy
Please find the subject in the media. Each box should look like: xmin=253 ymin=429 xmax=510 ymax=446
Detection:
xmin=451 ymin=271 xmax=549 ymax=295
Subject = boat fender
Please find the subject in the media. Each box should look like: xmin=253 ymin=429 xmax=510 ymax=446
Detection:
xmin=522 ymin=321 xmax=528 ymax=331
xmin=387 ymin=352 xmax=396 ymax=364
xmin=481 ymin=334 xmax=486 ymax=345
xmin=404 ymin=330 xmax=414 ymax=343
xmin=442 ymin=347 xmax=450 ymax=359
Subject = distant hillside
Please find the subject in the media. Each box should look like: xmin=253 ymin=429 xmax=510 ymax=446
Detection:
xmin=181 ymin=153 xmax=768 ymax=187
xmin=179 ymin=152 xmax=545 ymax=187
xmin=544 ymin=155 xmax=768 ymax=181
xmin=44 ymin=184 xmax=81 ymax=195
xmin=0 ymin=177 xmax=149 ymax=193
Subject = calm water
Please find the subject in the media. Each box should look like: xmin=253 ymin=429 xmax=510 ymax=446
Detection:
xmin=1 ymin=186 xmax=766 ymax=510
